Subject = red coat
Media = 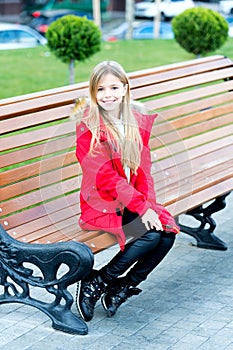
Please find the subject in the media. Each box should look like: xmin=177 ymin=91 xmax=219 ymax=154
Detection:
xmin=76 ymin=110 xmax=180 ymax=250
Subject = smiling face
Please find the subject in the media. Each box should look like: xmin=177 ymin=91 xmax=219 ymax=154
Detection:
xmin=96 ymin=73 xmax=127 ymax=119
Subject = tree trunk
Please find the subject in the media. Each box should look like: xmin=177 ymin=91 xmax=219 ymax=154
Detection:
xmin=93 ymin=0 xmax=101 ymax=28
xmin=125 ymin=0 xmax=134 ymax=40
xmin=69 ymin=59 xmax=75 ymax=84
xmin=153 ymin=0 xmax=161 ymax=38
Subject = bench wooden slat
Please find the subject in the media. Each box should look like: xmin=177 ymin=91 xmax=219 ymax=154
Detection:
xmin=0 ymin=134 xmax=76 ymax=168
xmin=7 ymin=203 xmax=79 ymax=237
xmin=1 ymin=175 xmax=81 ymax=216
xmin=152 ymin=136 xmax=233 ymax=184
xmin=132 ymin=67 xmax=233 ymax=100
xmin=131 ymin=57 xmax=233 ymax=88
xmin=167 ymin=177 xmax=233 ymax=217
xmin=145 ymin=80 xmax=233 ymax=110
xmin=84 ymin=233 xmax=118 ymax=253
xmin=157 ymin=160 xmax=232 ymax=203
xmin=14 ymin=215 xmax=79 ymax=243
xmin=155 ymin=145 xmax=233 ymax=187
xmin=154 ymin=108 xmax=232 ymax=141
xmin=0 ymin=120 xmax=76 ymax=152
xmin=0 ymin=192 xmax=78 ymax=230
xmin=157 ymin=91 xmax=233 ymax=121
xmin=0 ymin=88 xmax=88 ymax=119
xmin=150 ymin=124 xmax=233 ymax=161
xmin=0 ymin=79 xmax=89 ymax=107
xmin=127 ymin=55 xmax=230 ymax=80
xmin=0 ymin=105 xmax=73 ymax=134
xmin=154 ymin=100 xmax=233 ymax=132
xmin=153 ymin=114 xmax=232 ymax=148
xmin=0 ymin=165 xmax=81 ymax=201
xmin=0 ymin=151 xmax=77 ymax=187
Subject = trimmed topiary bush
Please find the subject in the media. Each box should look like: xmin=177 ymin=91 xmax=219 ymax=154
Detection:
xmin=46 ymin=15 xmax=102 ymax=84
xmin=172 ymin=8 xmax=229 ymax=56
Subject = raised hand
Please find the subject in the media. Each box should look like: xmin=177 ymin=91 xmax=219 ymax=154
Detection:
xmin=141 ymin=208 xmax=164 ymax=232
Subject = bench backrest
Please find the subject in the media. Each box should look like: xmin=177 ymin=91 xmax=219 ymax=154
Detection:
xmin=1 ymin=55 xmax=233 ymax=252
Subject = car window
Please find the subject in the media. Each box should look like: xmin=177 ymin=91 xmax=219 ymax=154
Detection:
xmin=33 ymin=0 xmax=49 ymax=5
xmin=163 ymin=0 xmax=183 ymax=2
xmin=31 ymin=16 xmax=48 ymax=26
xmin=138 ymin=27 xmax=152 ymax=34
xmin=16 ymin=30 xmax=38 ymax=44
xmin=0 ymin=30 xmax=17 ymax=43
xmin=0 ymin=30 xmax=38 ymax=44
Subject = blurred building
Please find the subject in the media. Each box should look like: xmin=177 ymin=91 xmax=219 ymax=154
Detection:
xmin=0 ymin=0 xmax=23 ymax=15
xmin=0 ymin=0 xmax=127 ymax=16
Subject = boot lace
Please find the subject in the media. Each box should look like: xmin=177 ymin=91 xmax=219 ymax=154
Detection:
xmin=83 ymin=277 xmax=103 ymax=302
xmin=112 ymin=286 xmax=142 ymax=307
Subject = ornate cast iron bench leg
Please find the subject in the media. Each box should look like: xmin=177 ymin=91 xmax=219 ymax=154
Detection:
xmin=0 ymin=225 xmax=94 ymax=335
xmin=177 ymin=192 xmax=231 ymax=251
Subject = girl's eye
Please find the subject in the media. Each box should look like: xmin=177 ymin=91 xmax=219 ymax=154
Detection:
xmin=112 ymin=86 xmax=119 ymax=90
xmin=97 ymin=87 xmax=103 ymax=92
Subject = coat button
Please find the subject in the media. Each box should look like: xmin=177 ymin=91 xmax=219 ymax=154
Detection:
xmin=80 ymin=127 xmax=84 ymax=131
xmin=103 ymin=209 xmax=107 ymax=213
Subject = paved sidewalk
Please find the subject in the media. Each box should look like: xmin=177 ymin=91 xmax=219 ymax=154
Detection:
xmin=0 ymin=192 xmax=232 ymax=350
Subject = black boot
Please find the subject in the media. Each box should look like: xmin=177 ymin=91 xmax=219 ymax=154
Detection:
xmin=101 ymin=278 xmax=142 ymax=317
xmin=76 ymin=270 xmax=105 ymax=321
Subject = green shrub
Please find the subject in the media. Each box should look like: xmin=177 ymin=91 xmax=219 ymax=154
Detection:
xmin=172 ymin=8 xmax=229 ymax=56
xmin=46 ymin=15 xmax=102 ymax=83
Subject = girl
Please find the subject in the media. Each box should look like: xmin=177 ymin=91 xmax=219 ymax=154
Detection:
xmin=74 ymin=61 xmax=179 ymax=322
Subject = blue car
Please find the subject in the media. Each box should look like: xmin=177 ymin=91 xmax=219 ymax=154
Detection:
xmin=103 ymin=21 xmax=174 ymax=41
xmin=0 ymin=23 xmax=47 ymax=50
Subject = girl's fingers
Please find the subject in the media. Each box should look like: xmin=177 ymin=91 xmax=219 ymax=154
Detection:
xmin=145 ymin=222 xmax=150 ymax=230
xmin=143 ymin=219 xmax=163 ymax=232
xmin=156 ymin=221 xmax=164 ymax=231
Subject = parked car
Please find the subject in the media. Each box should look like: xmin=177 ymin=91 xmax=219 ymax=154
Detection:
xmin=25 ymin=9 xmax=93 ymax=35
xmin=224 ymin=15 xmax=233 ymax=36
xmin=0 ymin=23 xmax=47 ymax=50
xmin=135 ymin=0 xmax=195 ymax=20
xmin=219 ymin=0 xmax=233 ymax=15
xmin=103 ymin=21 xmax=174 ymax=41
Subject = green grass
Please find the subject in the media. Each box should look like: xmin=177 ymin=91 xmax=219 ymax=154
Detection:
xmin=1 ymin=37 xmax=233 ymax=100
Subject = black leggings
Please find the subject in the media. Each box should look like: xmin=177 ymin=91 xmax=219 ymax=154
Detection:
xmin=100 ymin=208 xmax=176 ymax=287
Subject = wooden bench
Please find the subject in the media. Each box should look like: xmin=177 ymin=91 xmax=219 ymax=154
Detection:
xmin=0 ymin=54 xmax=232 ymax=335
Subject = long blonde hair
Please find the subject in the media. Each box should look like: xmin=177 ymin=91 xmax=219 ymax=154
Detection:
xmin=74 ymin=61 xmax=143 ymax=174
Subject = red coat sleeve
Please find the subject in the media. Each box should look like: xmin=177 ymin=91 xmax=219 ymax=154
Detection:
xmin=76 ymin=122 xmax=152 ymax=216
